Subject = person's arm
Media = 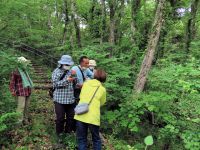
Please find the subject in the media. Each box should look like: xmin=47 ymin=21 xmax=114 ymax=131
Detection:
xmin=86 ymin=69 xmax=94 ymax=79
xmin=71 ymin=66 xmax=83 ymax=88
xmin=100 ymin=88 xmax=106 ymax=106
xmin=9 ymin=71 xmax=17 ymax=96
xmin=52 ymin=70 xmax=70 ymax=87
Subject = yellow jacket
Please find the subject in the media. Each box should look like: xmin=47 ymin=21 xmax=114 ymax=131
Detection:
xmin=74 ymin=79 xmax=106 ymax=126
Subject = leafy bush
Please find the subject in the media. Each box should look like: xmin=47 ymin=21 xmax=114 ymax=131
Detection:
xmin=102 ymin=58 xmax=200 ymax=149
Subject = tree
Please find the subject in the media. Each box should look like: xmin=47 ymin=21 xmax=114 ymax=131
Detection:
xmin=185 ymin=0 xmax=200 ymax=52
xmin=130 ymin=0 xmax=141 ymax=44
xmin=108 ymin=0 xmax=117 ymax=45
xmin=89 ymin=0 xmax=97 ymax=38
xmin=134 ymin=0 xmax=166 ymax=93
xmin=100 ymin=0 xmax=107 ymax=44
xmin=115 ymin=0 xmax=125 ymax=44
xmin=62 ymin=0 xmax=69 ymax=45
xmin=71 ymin=0 xmax=82 ymax=48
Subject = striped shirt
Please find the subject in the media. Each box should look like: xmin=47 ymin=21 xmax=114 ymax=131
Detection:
xmin=52 ymin=68 xmax=75 ymax=104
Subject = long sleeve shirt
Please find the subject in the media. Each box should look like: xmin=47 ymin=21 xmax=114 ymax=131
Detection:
xmin=52 ymin=68 xmax=75 ymax=104
xmin=9 ymin=70 xmax=31 ymax=96
xmin=74 ymin=79 xmax=106 ymax=126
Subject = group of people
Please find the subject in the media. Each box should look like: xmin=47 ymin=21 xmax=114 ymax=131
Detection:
xmin=9 ymin=55 xmax=107 ymax=150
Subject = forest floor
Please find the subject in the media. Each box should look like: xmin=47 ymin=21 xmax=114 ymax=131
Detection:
xmin=13 ymin=90 xmax=56 ymax=149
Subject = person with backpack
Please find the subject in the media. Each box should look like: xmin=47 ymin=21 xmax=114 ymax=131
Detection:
xmin=9 ymin=57 xmax=33 ymax=125
xmin=71 ymin=56 xmax=94 ymax=102
xmin=52 ymin=55 xmax=76 ymax=136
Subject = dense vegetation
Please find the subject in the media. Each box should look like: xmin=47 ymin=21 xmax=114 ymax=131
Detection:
xmin=0 ymin=0 xmax=199 ymax=149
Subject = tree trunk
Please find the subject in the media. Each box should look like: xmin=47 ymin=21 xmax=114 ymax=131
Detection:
xmin=185 ymin=0 xmax=200 ymax=52
xmin=109 ymin=0 xmax=116 ymax=45
xmin=55 ymin=0 xmax=59 ymax=18
xmin=71 ymin=0 xmax=82 ymax=48
xmin=69 ymin=12 xmax=74 ymax=50
xmin=130 ymin=0 xmax=141 ymax=44
xmin=115 ymin=0 xmax=125 ymax=45
xmin=89 ymin=0 xmax=97 ymax=38
xmin=169 ymin=0 xmax=178 ymax=19
xmin=100 ymin=0 xmax=106 ymax=44
xmin=108 ymin=0 xmax=117 ymax=57
xmin=134 ymin=0 xmax=166 ymax=93
xmin=62 ymin=0 xmax=69 ymax=45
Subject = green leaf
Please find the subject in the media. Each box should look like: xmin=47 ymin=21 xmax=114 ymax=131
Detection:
xmin=144 ymin=135 xmax=154 ymax=146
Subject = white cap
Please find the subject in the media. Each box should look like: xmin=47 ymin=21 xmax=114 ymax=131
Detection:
xmin=89 ymin=60 xmax=97 ymax=66
xmin=17 ymin=57 xmax=30 ymax=64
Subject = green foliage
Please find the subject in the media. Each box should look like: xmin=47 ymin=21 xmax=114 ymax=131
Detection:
xmin=0 ymin=50 xmax=20 ymax=113
xmin=0 ymin=0 xmax=200 ymax=149
xmin=0 ymin=112 xmax=19 ymax=144
xmin=73 ymin=45 xmax=133 ymax=108
xmin=181 ymin=130 xmax=200 ymax=150
xmin=0 ymin=51 xmax=19 ymax=81
xmin=103 ymin=58 xmax=200 ymax=149
xmin=62 ymin=133 xmax=77 ymax=149
xmin=144 ymin=135 xmax=153 ymax=146
xmin=190 ymin=40 xmax=200 ymax=59
xmin=103 ymin=135 xmax=138 ymax=150
xmin=0 ymin=112 xmax=19 ymax=132
xmin=76 ymin=0 xmax=92 ymax=18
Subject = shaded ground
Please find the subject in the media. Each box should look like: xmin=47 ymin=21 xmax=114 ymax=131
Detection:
xmin=7 ymin=90 xmax=77 ymax=149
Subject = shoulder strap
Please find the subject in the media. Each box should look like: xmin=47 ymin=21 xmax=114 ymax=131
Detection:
xmin=88 ymin=86 xmax=100 ymax=105
xmin=78 ymin=66 xmax=86 ymax=81
xmin=59 ymin=71 xmax=68 ymax=81
xmin=52 ymin=70 xmax=68 ymax=91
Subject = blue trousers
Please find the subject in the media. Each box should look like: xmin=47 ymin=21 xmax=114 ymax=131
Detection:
xmin=76 ymin=121 xmax=101 ymax=150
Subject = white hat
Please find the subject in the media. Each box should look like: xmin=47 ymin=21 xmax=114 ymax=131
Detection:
xmin=89 ymin=60 xmax=97 ymax=66
xmin=17 ymin=57 xmax=30 ymax=64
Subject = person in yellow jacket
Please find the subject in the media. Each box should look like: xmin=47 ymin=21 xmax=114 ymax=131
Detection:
xmin=74 ymin=69 xmax=107 ymax=150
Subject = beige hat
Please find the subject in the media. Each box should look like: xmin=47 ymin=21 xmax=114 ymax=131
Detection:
xmin=89 ymin=60 xmax=97 ymax=66
xmin=17 ymin=56 xmax=30 ymax=65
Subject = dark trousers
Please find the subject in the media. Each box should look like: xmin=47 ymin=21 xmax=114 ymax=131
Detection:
xmin=54 ymin=102 xmax=76 ymax=135
xmin=76 ymin=121 xmax=101 ymax=150
xmin=74 ymin=88 xmax=81 ymax=103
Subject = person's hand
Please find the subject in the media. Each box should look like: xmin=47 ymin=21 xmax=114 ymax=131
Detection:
xmin=67 ymin=77 xmax=75 ymax=82
xmin=71 ymin=70 xmax=76 ymax=77
xmin=76 ymin=84 xmax=83 ymax=88
xmin=11 ymin=91 xmax=17 ymax=96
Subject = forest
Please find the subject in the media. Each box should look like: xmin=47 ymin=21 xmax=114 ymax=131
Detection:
xmin=0 ymin=0 xmax=200 ymax=149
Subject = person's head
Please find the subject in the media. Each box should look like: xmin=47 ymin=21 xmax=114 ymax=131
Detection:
xmin=79 ymin=56 xmax=89 ymax=69
xmin=17 ymin=56 xmax=30 ymax=68
xmin=89 ymin=60 xmax=97 ymax=70
xmin=94 ymin=69 xmax=107 ymax=83
xmin=58 ymin=55 xmax=74 ymax=70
